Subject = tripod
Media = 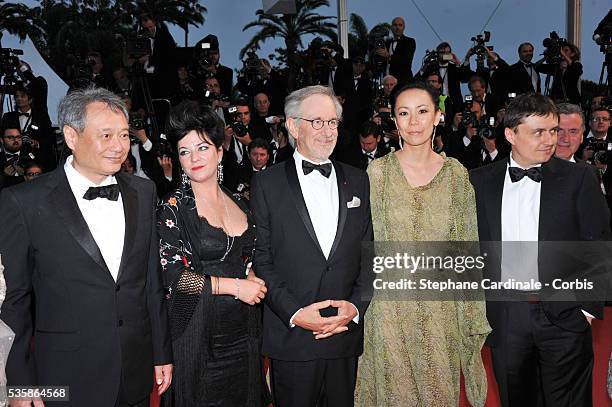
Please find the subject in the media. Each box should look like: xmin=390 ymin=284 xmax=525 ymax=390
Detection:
xmin=543 ymin=63 xmax=568 ymax=102
xmin=130 ymin=64 xmax=159 ymax=139
xmin=597 ymin=44 xmax=612 ymax=96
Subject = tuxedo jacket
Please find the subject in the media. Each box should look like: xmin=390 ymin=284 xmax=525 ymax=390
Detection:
xmin=469 ymin=157 xmax=611 ymax=345
xmin=0 ymin=168 xmax=172 ymax=406
xmin=507 ymin=61 xmax=541 ymax=95
xmin=387 ymin=35 xmax=416 ymax=83
xmin=2 ymin=109 xmax=55 ymax=170
xmin=337 ymin=142 xmax=390 ymax=171
xmin=215 ymin=64 xmax=234 ymax=98
xmin=251 ymin=159 xmax=373 ymax=361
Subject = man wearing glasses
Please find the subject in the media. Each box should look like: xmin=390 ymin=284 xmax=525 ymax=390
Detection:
xmin=1 ymin=126 xmax=27 ymax=189
xmin=251 ymin=85 xmax=373 ymax=407
xmin=579 ymin=108 xmax=611 ymax=162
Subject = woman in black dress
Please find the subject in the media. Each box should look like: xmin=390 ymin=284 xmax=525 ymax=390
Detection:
xmin=157 ymin=101 xmax=269 ymax=406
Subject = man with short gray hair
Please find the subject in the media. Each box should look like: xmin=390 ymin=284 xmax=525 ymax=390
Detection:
xmin=555 ymin=102 xmax=585 ymax=162
xmin=0 ymin=86 xmax=173 ymax=407
xmin=252 ymin=85 xmax=373 ymax=407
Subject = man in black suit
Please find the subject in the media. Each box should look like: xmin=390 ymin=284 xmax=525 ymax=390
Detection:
xmin=198 ymin=34 xmax=233 ymax=98
xmin=251 ymin=85 xmax=373 ymax=407
xmin=338 ymin=121 xmax=389 ymax=170
xmin=470 ymin=93 xmax=610 ymax=406
xmin=140 ymin=14 xmax=178 ymax=99
xmin=507 ymin=42 xmax=541 ymax=95
xmin=376 ymin=16 xmax=416 ymax=83
xmin=0 ymin=87 xmax=173 ymax=407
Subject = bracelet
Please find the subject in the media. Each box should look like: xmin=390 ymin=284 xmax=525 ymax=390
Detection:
xmin=234 ymin=278 xmax=240 ymax=300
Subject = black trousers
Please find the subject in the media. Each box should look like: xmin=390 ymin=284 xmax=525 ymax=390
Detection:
xmin=270 ymin=357 xmax=357 ymax=407
xmin=491 ymin=302 xmax=593 ymax=407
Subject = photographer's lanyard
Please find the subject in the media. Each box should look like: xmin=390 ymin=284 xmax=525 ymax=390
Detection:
xmin=439 ymin=66 xmax=449 ymax=96
xmin=20 ymin=114 xmax=32 ymax=133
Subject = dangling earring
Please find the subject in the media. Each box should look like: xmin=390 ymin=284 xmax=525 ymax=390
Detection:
xmin=217 ymin=161 xmax=224 ymax=183
xmin=181 ymin=170 xmax=190 ymax=187
xmin=431 ymin=125 xmax=437 ymax=150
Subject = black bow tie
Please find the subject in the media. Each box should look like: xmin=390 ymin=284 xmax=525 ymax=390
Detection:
xmin=19 ymin=112 xmax=30 ymax=117
xmin=302 ymin=160 xmax=332 ymax=178
xmin=83 ymin=184 xmax=120 ymax=201
xmin=509 ymin=166 xmax=542 ymax=183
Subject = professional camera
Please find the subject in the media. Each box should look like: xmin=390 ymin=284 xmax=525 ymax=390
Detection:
xmin=587 ymin=138 xmax=612 ymax=164
xmin=154 ymin=133 xmax=174 ymax=158
xmin=542 ymin=31 xmax=568 ymax=64
xmin=308 ymin=38 xmax=335 ymax=74
xmin=202 ymin=89 xmax=230 ymax=106
xmin=0 ymin=47 xmax=24 ymax=94
xmin=377 ymin=111 xmax=396 ymax=133
xmin=461 ymin=95 xmax=479 ymax=128
xmin=592 ymin=10 xmax=612 ymax=53
xmin=470 ymin=31 xmax=492 ymax=68
xmin=478 ymin=117 xmax=496 ymax=139
xmin=422 ymin=49 xmax=452 ymax=71
xmin=227 ymin=106 xmax=249 ymax=137
xmin=126 ymin=34 xmax=151 ymax=59
xmin=368 ymin=26 xmax=390 ymax=73
xmin=241 ymin=48 xmax=261 ymax=82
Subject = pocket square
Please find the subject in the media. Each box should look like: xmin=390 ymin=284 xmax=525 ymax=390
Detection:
xmin=347 ymin=196 xmax=361 ymax=208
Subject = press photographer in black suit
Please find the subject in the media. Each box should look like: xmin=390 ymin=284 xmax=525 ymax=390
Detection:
xmin=376 ymin=17 xmax=416 ymax=83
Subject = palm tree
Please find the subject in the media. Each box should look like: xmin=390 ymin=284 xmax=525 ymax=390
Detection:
xmin=0 ymin=1 xmax=45 ymax=46
xmin=241 ymin=0 xmax=336 ymax=89
xmin=348 ymin=13 xmax=391 ymax=60
xmin=127 ymin=0 xmax=206 ymax=45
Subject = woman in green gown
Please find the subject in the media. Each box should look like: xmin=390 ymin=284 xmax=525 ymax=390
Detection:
xmin=355 ymin=82 xmax=491 ymax=407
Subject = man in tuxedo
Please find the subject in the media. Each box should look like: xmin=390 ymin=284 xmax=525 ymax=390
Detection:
xmin=0 ymin=125 xmax=27 ymax=189
xmin=139 ymin=14 xmax=178 ymax=99
xmin=199 ymin=34 xmax=233 ymax=98
xmin=470 ymin=93 xmax=610 ymax=406
xmin=376 ymin=16 xmax=416 ymax=83
xmin=555 ymin=103 xmax=585 ymax=162
xmin=507 ymin=42 xmax=541 ymax=95
xmin=0 ymin=86 xmax=173 ymax=407
xmin=339 ymin=121 xmax=389 ymax=170
xmin=251 ymin=85 xmax=373 ymax=407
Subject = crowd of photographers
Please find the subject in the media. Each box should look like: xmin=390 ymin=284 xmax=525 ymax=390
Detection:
xmin=1 ymin=12 xmax=611 ymax=209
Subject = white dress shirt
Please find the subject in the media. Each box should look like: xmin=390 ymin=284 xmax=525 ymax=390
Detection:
xmin=439 ymin=65 xmax=449 ymax=97
xmin=18 ymin=109 xmax=32 ymax=132
xmin=130 ymin=139 xmax=152 ymax=180
xmin=501 ymin=154 xmax=541 ymax=287
xmin=64 ymin=156 xmax=125 ymax=281
xmin=523 ymin=62 xmax=539 ymax=92
xmin=289 ymin=150 xmax=359 ymax=326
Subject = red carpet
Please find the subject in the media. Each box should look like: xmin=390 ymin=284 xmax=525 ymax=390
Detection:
xmin=151 ymin=307 xmax=612 ymax=407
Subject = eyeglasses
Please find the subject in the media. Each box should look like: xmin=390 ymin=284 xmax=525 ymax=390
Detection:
xmin=591 ymin=117 xmax=610 ymax=123
xmin=4 ymin=135 xmax=22 ymax=141
xmin=26 ymin=172 xmax=41 ymax=177
xmin=294 ymin=117 xmax=341 ymax=130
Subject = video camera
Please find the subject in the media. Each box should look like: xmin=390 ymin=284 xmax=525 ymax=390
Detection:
xmin=240 ymin=48 xmax=261 ymax=82
xmin=588 ymin=139 xmax=612 ymax=165
xmin=0 ymin=47 xmax=24 ymax=94
xmin=470 ymin=31 xmax=492 ymax=68
xmin=368 ymin=26 xmax=390 ymax=73
xmin=422 ymin=49 xmax=452 ymax=71
xmin=542 ymin=31 xmax=568 ymax=64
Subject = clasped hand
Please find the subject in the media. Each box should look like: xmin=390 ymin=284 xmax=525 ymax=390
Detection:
xmin=293 ymin=300 xmax=357 ymax=340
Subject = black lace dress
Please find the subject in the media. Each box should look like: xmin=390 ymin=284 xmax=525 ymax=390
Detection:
xmin=157 ymin=188 xmax=268 ymax=406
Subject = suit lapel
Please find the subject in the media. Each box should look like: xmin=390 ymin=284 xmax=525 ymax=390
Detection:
xmin=116 ymin=173 xmax=138 ymax=281
xmin=285 ymin=160 xmax=325 ymax=257
xmin=486 ymin=160 xmax=507 ymax=241
xmin=538 ymin=158 xmax=562 ymax=241
xmin=328 ymin=161 xmax=348 ymax=260
xmin=49 ymin=169 xmax=111 ymax=276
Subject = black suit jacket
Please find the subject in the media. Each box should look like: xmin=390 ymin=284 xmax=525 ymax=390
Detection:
xmin=215 ymin=64 xmax=233 ymax=97
xmin=469 ymin=157 xmax=611 ymax=345
xmin=251 ymin=159 xmax=373 ymax=361
xmin=0 ymin=168 xmax=172 ymax=406
xmin=387 ymin=35 xmax=416 ymax=83
xmin=507 ymin=61 xmax=541 ymax=95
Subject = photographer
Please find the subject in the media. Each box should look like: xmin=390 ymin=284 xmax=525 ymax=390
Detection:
xmin=221 ymin=101 xmax=256 ymax=190
xmin=203 ymin=76 xmax=230 ymax=123
xmin=579 ymin=108 xmax=611 ymax=162
xmin=376 ymin=17 xmax=416 ymax=83
xmin=1 ymin=83 xmax=54 ymax=170
xmin=464 ymin=46 xmax=510 ymax=102
xmin=236 ymin=57 xmax=288 ymax=116
xmin=507 ymin=42 xmax=541 ymax=95
xmin=198 ymin=34 xmax=233 ymax=98
xmin=537 ymin=42 xmax=582 ymax=104
xmin=139 ymin=13 xmax=178 ymax=98
xmin=416 ymin=42 xmax=471 ymax=112
xmin=338 ymin=120 xmax=390 ymax=170
xmin=371 ymin=102 xmax=400 ymax=151
xmin=0 ymin=125 xmax=28 ymax=188
xmin=444 ymin=98 xmax=501 ymax=169
xmin=251 ymin=92 xmax=284 ymax=143
xmin=232 ymin=138 xmax=272 ymax=199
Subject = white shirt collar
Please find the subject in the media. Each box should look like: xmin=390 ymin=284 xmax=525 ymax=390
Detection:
xmin=64 ymin=155 xmax=117 ymax=199
xmin=508 ymin=153 xmax=542 ymax=170
xmin=293 ymin=148 xmax=331 ymax=165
